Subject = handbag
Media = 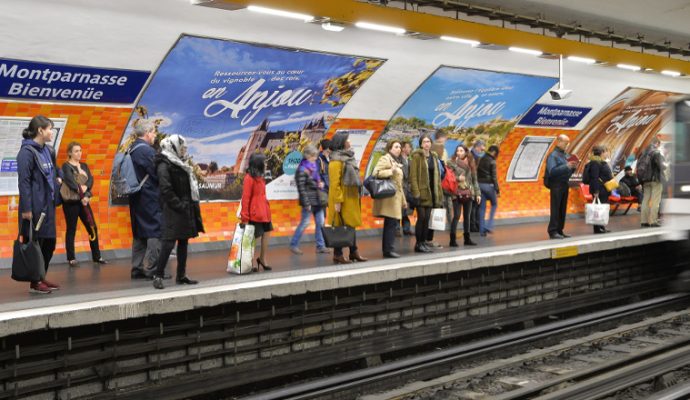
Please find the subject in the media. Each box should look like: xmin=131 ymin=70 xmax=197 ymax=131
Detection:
xmin=11 ymin=220 xmax=46 ymax=282
xmin=319 ymin=190 xmax=328 ymax=207
xmin=321 ymin=212 xmax=355 ymax=248
xmin=363 ymin=175 xmax=396 ymax=199
xmin=585 ymin=197 xmax=610 ymax=226
xmin=60 ymin=183 xmax=81 ymax=202
xmin=457 ymin=187 xmax=473 ymax=203
xmin=604 ymin=178 xmax=619 ymax=192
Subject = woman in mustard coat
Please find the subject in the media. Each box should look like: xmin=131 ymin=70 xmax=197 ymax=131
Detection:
xmin=328 ymin=133 xmax=367 ymax=264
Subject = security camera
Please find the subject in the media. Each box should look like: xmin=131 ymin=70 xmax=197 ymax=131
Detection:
xmin=550 ymin=88 xmax=572 ymax=100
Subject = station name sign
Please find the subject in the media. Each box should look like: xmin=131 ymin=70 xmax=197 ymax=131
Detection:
xmin=0 ymin=58 xmax=150 ymax=104
xmin=519 ymin=104 xmax=591 ymax=128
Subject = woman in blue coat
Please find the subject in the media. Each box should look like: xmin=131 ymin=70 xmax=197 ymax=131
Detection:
xmin=587 ymin=145 xmax=613 ymax=234
xmin=17 ymin=115 xmax=61 ymax=294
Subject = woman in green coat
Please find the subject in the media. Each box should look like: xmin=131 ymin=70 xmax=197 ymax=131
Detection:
xmin=409 ymin=133 xmax=443 ymax=253
xmin=328 ymin=133 xmax=368 ymax=264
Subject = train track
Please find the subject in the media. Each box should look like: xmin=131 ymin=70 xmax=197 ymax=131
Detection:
xmin=236 ymin=293 xmax=690 ymax=400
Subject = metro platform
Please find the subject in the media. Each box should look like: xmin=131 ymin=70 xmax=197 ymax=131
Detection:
xmin=0 ymin=213 xmax=670 ymax=337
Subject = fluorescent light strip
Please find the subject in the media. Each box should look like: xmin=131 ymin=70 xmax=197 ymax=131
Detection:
xmin=440 ymin=35 xmax=480 ymax=47
xmin=662 ymin=70 xmax=682 ymax=77
xmin=247 ymin=5 xmax=314 ymax=22
xmin=567 ymin=56 xmax=596 ymax=64
xmin=321 ymin=22 xmax=345 ymax=32
xmin=508 ymin=46 xmax=543 ymax=56
xmin=681 ymin=185 xmax=690 ymax=193
xmin=354 ymin=21 xmax=405 ymax=35
xmin=617 ymin=63 xmax=641 ymax=71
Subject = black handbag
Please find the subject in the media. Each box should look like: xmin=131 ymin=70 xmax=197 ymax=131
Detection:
xmin=363 ymin=175 xmax=396 ymax=199
xmin=321 ymin=212 xmax=355 ymax=248
xmin=11 ymin=220 xmax=46 ymax=282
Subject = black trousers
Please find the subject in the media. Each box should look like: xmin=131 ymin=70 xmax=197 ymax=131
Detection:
xmin=39 ymin=238 xmax=56 ymax=274
xmin=334 ymin=234 xmax=358 ymax=257
xmin=548 ymin=183 xmax=569 ymax=235
xmin=63 ymin=201 xmax=101 ymax=261
xmin=155 ymin=239 xmax=188 ymax=279
xmin=470 ymin=200 xmax=480 ymax=231
xmin=451 ymin=198 xmax=471 ymax=234
xmin=382 ymin=217 xmax=399 ymax=254
xmin=415 ymin=206 xmax=432 ymax=246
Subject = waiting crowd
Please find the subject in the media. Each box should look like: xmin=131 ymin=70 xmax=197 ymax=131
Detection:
xmin=14 ymin=116 xmax=668 ymax=294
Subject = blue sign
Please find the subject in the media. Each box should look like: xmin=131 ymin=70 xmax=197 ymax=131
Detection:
xmin=519 ymin=104 xmax=591 ymax=128
xmin=0 ymin=58 xmax=150 ymax=104
xmin=282 ymin=151 xmax=303 ymax=176
xmin=1 ymin=159 xmax=17 ymax=173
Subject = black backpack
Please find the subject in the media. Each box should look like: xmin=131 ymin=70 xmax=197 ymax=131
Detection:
xmin=636 ymin=151 xmax=654 ymax=183
xmin=581 ymin=162 xmax=592 ymax=185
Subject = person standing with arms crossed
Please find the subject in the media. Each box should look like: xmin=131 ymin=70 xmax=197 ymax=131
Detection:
xmin=545 ymin=134 xmax=578 ymax=239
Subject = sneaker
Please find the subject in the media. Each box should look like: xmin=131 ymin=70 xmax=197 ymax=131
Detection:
xmin=153 ymin=277 xmax=165 ymax=290
xmin=316 ymin=247 xmax=331 ymax=254
xmin=29 ymin=282 xmax=52 ymax=294
xmin=289 ymin=246 xmax=303 ymax=255
xmin=42 ymin=279 xmax=60 ymax=290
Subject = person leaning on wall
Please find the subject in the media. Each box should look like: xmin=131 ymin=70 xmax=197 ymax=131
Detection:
xmin=240 ymin=153 xmax=273 ymax=272
xmin=328 ymin=132 xmax=368 ymax=264
xmin=151 ymin=135 xmax=205 ymax=290
xmin=372 ymin=139 xmax=407 ymax=258
xmin=409 ymin=133 xmax=443 ymax=254
xmin=61 ymin=141 xmax=107 ymax=266
xmin=17 ymin=115 xmax=62 ymax=294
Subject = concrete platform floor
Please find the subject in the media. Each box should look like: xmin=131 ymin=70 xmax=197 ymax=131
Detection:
xmin=0 ymin=214 xmax=647 ymax=313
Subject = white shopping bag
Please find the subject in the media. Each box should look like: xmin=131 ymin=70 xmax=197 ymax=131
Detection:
xmin=585 ymin=198 xmax=610 ymax=226
xmin=227 ymin=223 xmax=255 ymax=274
xmin=428 ymin=208 xmax=447 ymax=231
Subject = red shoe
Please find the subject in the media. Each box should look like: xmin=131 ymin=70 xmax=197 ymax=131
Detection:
xmin=29 ymin=282 xmax=52 ymax=294
xmin=42 ymin=279 xmax=60 ymax=290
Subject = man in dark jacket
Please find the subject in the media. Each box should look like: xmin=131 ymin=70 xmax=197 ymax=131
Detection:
xmin=546 ymin=134 xmax=577 ymax=239
xmin=477 ymin=145 xmax=500 ymax=236
xmin=620 ymin=166 xmax=642 ymax=201
xmin=128 ymin=120 xmax=163 ymax=279
xmin=468 ymin=140 xmax=485 ymax=232
xmin=640 ymin=137 xmax=665 ymax=227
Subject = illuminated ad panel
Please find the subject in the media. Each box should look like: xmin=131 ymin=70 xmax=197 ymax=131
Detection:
xmin=111 ymin=34 xmax=384 ymax=203
xmin=569 ymin=87 xmax=680 ymax=180
xmin=367 ymin=66 xmax=557 ymax=173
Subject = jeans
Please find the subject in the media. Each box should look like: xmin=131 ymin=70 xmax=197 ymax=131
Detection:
xmin=63 ymin=201 xmax=101 ymax=261
xmin=451 ymin=198 xmax=471 ymax=234
xmin=290 ymin=206 xmax=326 ymax=249
xmin=479 ymin=183 xmax=498 ymax=234
xmin=156 ymin=239 xmax=188 ymax=279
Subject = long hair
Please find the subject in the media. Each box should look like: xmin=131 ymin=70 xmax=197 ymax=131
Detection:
xmin=418 ymin=133 xmax=432 ymax=148
xmin=452 ymin=144 xmax=469 ymax=161
xmin=329 ymin=133 xmax=349 ymax=152
xmin=22 ymin=115 xmax=53 ymax=139
xmin=246 ymin=153 xmax=266 ymax=178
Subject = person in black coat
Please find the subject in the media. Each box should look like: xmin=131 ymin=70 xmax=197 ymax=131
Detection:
xmin=587 ymin=145 xmax=613 ymax=234
xmin=128 ymin=120 xmax=162 ymax=279
xmin=16 ymin=115 xmax=62 ymax=294
xmin=289 ymin=144 xmax=328 ymax=254
xmin=61 ymin=142 xmax=107 ymax=265
xmin=152 ymin=134 xmax=204 ymax=290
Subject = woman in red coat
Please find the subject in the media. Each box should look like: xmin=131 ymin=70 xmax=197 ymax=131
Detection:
xmin=240 ymin=153 xmax=272 ymax=271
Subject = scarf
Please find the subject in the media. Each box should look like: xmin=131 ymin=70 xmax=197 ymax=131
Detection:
xmin=298 ymin=158 xmax=321 ymax=184
xmin=160 ymin=135 xmax=200 ymax=201
xmin=330 ymin=149 xmax=361 ymax=187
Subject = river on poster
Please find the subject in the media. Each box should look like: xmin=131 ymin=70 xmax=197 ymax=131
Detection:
xmin=367 ymin=66 xmax=557 ymax=173
xmin=111 ymin=34 xmax=384 ymax=203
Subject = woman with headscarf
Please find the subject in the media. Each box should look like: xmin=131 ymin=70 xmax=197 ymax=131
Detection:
xmin=240 ymin=153 xmax=273 ymax=272
xmin=152 ymin=134 xmax=205 ymax=290
xmin=328 ymin=132 xmax=368 ymax=264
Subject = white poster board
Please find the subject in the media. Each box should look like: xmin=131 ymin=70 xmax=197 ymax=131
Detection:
xmin=334 ymin=129 xmax=375 ymax=166
xmin=0 ymin=116 xmax=67 ymax=196
xmin=506 ymin=136 xmax=555 ymax=182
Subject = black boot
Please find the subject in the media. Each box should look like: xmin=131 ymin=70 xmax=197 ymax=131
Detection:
xmin=449 ymin=232 xmax=459 ymax=247
xmin=464 ymin=233 xmax=477 ymax=246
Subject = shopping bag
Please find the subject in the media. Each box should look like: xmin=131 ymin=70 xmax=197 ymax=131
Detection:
xmin=11 ymin=220 xmax=45 ymax=282
xmin=227 ymin=223 xmax=255 ymax=274
xmin=585 ymin=198 xmax=610 ymax=226
xmin=428 ymin=208 xmax=446 ymax=231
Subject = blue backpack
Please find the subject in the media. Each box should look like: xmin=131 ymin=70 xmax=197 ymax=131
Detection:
xmin=111 ymin=143 xmax=149 ymax=197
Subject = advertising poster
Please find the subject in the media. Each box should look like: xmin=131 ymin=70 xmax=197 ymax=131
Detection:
xmin=569 ymin=87 xmax=679 ymax=179
xmin=111 ymin=34 xmax=384 ymax=203
xmin=0 ymin=116 xmax=67 ymax=196
xmin=367 ymin=66 xmax=557 ymax=173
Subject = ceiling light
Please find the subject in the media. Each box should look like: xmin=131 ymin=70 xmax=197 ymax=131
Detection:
xmin=247 ymin=5 xmax=314 ymax=22
xmin=662 ymin=70 xmax=682 ymax=77
xmin=508 ymin=47 xmax=543 ymax=56
xmin=354 ymin=21 xmax=405 ymax=35
xmin=567 ymin=56 xmax=596 ymax=64
xmin=617 ymin=63 xmax=641 ymax=71
xmin=321 ymin=22 xmax=345 ymax=32
xmin=681 ymin=185 xmax=690 ymax=193
xmin=440 ymin=35 xmax=480 ymax=47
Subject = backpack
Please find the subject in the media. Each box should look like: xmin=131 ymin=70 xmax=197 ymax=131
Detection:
xmin=636 ymin=151 xmax=653 ymax=183
xmin=111 ymin=143 xmax=149 ymax=197
xmin=581 ymin=162 xmax=592 ymax=185
xmin=441 ymin=165 xmax=458 ymax=195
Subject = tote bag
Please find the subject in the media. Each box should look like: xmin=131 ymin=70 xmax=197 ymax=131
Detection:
xmin=227 ymin=223 xmax=255 ymax=274
xmin=428 ymin=208 xmax=447 ymax=231
xmin=11 ymin=220 xmax=46 ymax=282
xmin=585 ymin=198 xmax=610 ymax=226
xmin=321 ymin=212 xmax=355 ymax=248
